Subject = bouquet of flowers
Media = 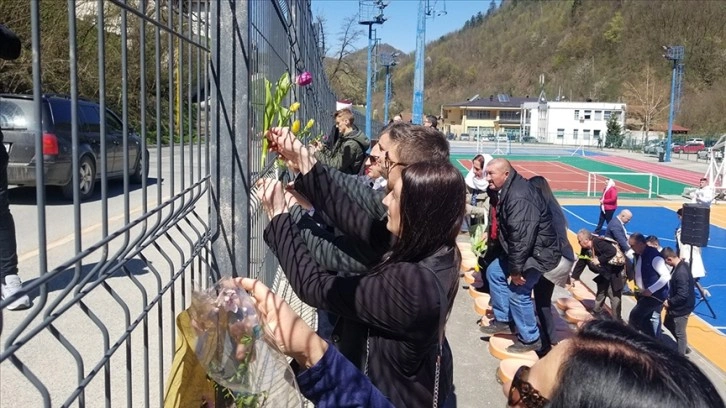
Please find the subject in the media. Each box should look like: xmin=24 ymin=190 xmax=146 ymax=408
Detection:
xmin=189 ymin=278 xmax=301 ymax=407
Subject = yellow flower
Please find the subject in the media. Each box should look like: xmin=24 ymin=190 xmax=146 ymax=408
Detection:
xmin=289 ymin=102 xmax=301 ymax=113
xmin=291 ymin=119 xmax=301 ymax=134
xmin=304 ymin=118 xmax=315 ymax=131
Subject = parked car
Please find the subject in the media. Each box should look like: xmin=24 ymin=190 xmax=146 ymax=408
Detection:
xmin=697 ymin=147 xmax=724 ymax=161
xmin=642 ymin=139 xmax=663 ymax=154
xmin=686 ymin=138 xmax=704 ymax=144
xmin=672 ymin=141 xmax=705 ymax=154
xmin=522 ymin=136 xmax=539 ymax=143
xmin=496 ymin=135 xmax=508 ymax=142
xmin=1 ymin=94 xmax=147 ymax=200
xmin=459 ymin=133 xmax=470 ymax=141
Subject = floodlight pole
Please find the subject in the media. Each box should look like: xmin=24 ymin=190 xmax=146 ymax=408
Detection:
xmin=412 ymin=0 xmax=427 ymax=125
xmin=365 ymin=25 xmax=374 ymax=137
xmin=359 ymin=1 xmax=386 ymax=138
xmin=663 ymin=45 xmax=684 ymax=163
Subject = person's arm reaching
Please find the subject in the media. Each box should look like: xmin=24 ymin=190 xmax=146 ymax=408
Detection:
xmin=290 ymin=205 xmax=376 ymax=273
xmin=647 ymin=257 xmax=671 ymax=294
xmin=263 ymin=213 xmax=440 ymax=337
xmin=235 ymin=278 xmax=393 ymax=408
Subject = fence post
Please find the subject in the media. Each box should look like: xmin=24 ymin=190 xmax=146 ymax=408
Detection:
xmin=209 ymin=0 xmax=251 ymax=281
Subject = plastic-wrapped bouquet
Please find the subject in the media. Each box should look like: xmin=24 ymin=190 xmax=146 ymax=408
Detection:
xmin=189 ymin=278 xmax=301 ymax=407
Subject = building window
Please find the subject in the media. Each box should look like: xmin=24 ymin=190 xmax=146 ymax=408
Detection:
xmin=594 ymin=130 xmax=601 ymax=140
xmin=539 ymin=109 xmax=547 ymax=120
xmin=499 ymin=111 xmax=521 ymax=121
xmin=468 ymin=110 xmax=492 ymax=120
xmin=604 ymin=111 xmax=611 ymax=121
xmin=584 ymin=110 xmax=592 ymax=120
xmin=573 ymin=129 xmax=578 ymax=140
xmin=574 ymin=110 xmax=580 ymax=120
xmin=583 ymin=129 xmax=591 ymax=140
xmin=557 ymin=128 xmax=565 ymax=138
xmin=595 ymin=111 xmax=602 ymax=120
xmin=539 ymin=127 xmax=546 ymax=136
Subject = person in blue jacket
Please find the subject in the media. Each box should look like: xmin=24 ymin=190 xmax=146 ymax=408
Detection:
xmin=236 ymin=277 xmax=393 ymax=408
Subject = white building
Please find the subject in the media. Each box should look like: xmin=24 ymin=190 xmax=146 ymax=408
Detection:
xmin=521 ymin=101 xmax=626 ymax=145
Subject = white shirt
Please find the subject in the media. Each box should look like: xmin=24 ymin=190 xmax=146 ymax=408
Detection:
xmin=692 ymin=185 xmax=714 ymax=206
xmin=635 ymin=255 xmax=671 ymax=294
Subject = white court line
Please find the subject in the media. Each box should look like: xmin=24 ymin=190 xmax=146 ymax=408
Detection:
xmin=561 ymin=206 xmax=726 ymax=250
xmin=547 ymin=161 xmax=643 ymax=194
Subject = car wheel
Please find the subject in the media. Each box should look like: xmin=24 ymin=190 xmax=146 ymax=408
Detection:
xmin=62 ymin=155 xmax=96 ymax=200
xmin=130 ymin=149 xmax=149 ymax=184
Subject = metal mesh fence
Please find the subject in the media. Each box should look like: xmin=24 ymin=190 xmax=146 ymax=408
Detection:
xmin=1 ymin=0 xmax=381 ymax=406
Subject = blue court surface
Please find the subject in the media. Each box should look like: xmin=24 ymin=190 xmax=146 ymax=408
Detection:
xmin=563 ymin=205 xmax=726 ymax=333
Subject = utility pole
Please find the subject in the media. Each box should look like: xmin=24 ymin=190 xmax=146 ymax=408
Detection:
xmin=662 ymin=45 xmax=684 ymax=163
xmin=359 ymin=1 xmax=387 ymax=138
xmin=380 ymin=52 xmax=399 ymax=124
xmin=412 ymin=0 xmax=446 ymax=125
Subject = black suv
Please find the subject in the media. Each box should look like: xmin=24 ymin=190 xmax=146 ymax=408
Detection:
xmin=1 ymin=94 xmax=146 ymax=200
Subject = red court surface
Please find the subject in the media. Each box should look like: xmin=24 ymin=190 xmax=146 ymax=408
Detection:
xmin=458 ymin=159 xmax=647 ymax=193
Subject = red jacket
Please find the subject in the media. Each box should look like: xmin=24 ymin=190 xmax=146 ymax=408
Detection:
xmin=601 ymin=187 xmax=618 ymax=211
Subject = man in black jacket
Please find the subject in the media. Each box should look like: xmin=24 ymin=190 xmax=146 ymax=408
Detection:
xmin=572 ymin=229 xmax=624 ymax=321
xmin=0 ymin=23 xmax=30 ymax=310
xmin=662 ymin=247 xmax=695 ymax=355
xmin=479 ymin=158 xmax=560 ymax=353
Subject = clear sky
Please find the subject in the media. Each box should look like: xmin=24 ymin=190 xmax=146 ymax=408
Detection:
xmin=311 ymin=0 xmax=492 ymax=55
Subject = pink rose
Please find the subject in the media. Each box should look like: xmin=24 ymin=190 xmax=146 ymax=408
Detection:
xmin=296 ymin=71 xmax=313 ymax=86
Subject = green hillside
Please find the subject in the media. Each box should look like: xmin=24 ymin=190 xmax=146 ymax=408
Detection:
xmin=330 ymin=0 xmax=726 ymax=135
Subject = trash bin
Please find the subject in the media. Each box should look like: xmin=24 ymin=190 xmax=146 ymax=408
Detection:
xmin=658 ymin=152 xmax=665 ymax=162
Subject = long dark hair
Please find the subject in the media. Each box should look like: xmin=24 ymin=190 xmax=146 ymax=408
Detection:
xmin=529 ymin=175 xmax=567 ymax=228
xmin=548 ymin=320 xmax=725 ymax=408
xmin=385 ymin=161 xmax=465 ymax=264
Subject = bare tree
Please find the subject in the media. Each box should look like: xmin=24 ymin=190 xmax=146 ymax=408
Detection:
xmin=623 ymin=64 xmax=669 ymax=141
xmin=321 ymin=15 xmax=367 ymax=101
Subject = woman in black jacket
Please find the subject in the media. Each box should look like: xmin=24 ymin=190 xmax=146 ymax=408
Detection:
xmin=256 ymin=160 xmax=465 ymax=408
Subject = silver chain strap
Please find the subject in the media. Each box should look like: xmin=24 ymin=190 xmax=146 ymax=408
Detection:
xmin=363 ymin=328 xmax=371 ymax=375
xmin=432 ymin=347 xmax=441 ymax=408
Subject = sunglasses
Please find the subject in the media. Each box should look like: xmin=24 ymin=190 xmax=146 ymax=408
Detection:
xmin=508 ymin=366 xmax=549 ymax=408
xmin=384 ymin=151 xmax=406 ymax=170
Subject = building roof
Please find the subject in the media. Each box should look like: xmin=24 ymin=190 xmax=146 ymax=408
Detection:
xmin=651 ymin=123 xmax=690 ymax=133
xmin=443 ymin=95 xmax=537 ymax=109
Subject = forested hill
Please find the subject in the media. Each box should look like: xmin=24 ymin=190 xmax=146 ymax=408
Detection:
xmin=332 ymin=0 xmax=726 ymax=134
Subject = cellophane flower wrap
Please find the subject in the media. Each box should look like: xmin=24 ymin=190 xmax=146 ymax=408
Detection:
xmin=189 ymin=278 xmax=301 ymax=407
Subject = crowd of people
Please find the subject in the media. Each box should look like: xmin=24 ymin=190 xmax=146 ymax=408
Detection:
xmin=242 ymin=111 xmax=724 ymax=407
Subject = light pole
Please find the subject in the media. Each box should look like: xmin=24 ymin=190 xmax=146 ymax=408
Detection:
xmin=359 ymin=1 xmax=387 ymax=138
xmin=380 ymin=52 xmax=398 ymax=124
xmin=411 ymin=0 xmax=446 ymax=125
xmin=662 ymin=45 xmax=684 ymax=163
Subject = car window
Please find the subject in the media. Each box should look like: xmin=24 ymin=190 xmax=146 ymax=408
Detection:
xmin=0 ymin=99 xmax=38 ymax=131
xmin=79 ymin=105 xmax=100 ymax=133
xmin=105 ymin=110 xmax=123 ymax=134
xmin=49 ymin=100 xmax=73 ymax=133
